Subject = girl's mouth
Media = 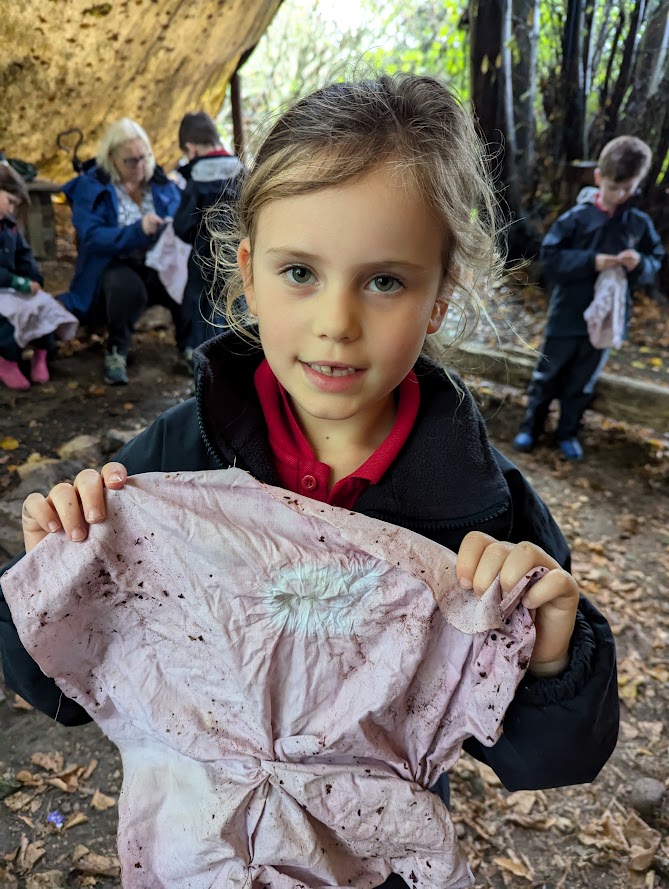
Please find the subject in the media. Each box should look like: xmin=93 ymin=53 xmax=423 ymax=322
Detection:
xmin=306 ymin=363 xmax=357 ymax=378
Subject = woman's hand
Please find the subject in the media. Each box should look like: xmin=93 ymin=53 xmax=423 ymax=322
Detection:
xmin=456 ymin=531 xmax=579 ymax=676
xmin=141 ymin=212 xmax=165 ymax=236
xmin=22 ymin=462 xmax=128 ymax=553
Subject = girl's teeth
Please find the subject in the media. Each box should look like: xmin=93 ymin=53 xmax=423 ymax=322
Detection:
xmin=309 ymin=364 xmax=356 ymax=377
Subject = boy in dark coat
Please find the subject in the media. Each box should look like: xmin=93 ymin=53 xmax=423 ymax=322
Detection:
xmin=513 ymin=136 xmax=664 ymax=460
xmin=173 ymin=112 xmax=243 ymax=354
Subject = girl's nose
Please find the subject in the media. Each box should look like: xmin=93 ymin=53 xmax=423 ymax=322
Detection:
xmin=312 ymin=285 xmax=361 ymax=341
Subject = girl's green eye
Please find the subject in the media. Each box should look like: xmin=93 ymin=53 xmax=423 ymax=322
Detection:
xmin=286 ymin=266 xmax=313 ymax=284
xmin=370 ymin=275 xmax=400 ymax=293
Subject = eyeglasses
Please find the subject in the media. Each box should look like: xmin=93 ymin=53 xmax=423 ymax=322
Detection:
xmin=121 ymin=154 xmax=149 ymax=168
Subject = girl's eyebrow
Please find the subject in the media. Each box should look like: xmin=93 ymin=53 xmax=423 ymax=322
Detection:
xmin=264 ymin=247 xmax=428 ymax=272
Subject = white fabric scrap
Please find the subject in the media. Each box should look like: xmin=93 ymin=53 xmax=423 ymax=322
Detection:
xmin=584 ymin=266 xmax=627 ymax=349
xmin=0 ymin=287 xmax=78 ymax=348
xmin=145 ymin=221 xmax=191 ymax=305
xmin=3 ymin=468 xmax=541 ymax=889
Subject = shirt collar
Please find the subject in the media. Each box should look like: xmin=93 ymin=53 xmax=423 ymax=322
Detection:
xmin=254 ymin=359 xmax=420 ymax=500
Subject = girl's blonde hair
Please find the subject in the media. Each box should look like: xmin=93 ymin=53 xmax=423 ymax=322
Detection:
xmin=209 ymin=74 xmax=504 ymax=367
xmin=96 ymin=118 xmax=156 ymax=184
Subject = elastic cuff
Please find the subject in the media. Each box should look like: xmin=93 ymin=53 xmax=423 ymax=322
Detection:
xmin=515 ymin=605 xmax=596 ymax=706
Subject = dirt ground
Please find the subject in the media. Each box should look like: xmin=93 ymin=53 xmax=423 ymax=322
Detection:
xmin=0 ymin=234 xmax=668 ymax=887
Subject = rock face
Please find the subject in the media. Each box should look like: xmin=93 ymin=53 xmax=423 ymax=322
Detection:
xmin=0 ymin=0 xmax=281 ymax=180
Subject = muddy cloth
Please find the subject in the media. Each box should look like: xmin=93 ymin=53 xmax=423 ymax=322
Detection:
xmin=0 ymin=331 xmax=620 ymax=801
xmin=583 ymin=266 xmax=627 ymax=349
xmin=2 ymin=469 xmax=543 ymax=889
xmin=0 ymin=287 xmax=78 ymax=348
xmin=145 ymin=221 xmax=191 ymax=305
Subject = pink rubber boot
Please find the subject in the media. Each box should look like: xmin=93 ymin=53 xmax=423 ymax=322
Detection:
xmin=0 ymin=357 xmax=31 ymax=390
xmin=30 ymin=349 xmax=50 ymax=384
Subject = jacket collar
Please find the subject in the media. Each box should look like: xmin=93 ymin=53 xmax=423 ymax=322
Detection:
xmin=194 ymin=330 xmax=510 ymax=527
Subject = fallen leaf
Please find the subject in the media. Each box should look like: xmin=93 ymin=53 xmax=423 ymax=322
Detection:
xmin=30 ymin=752 xmax=64 ymax=773
xmin=16 ymin=836 xmax=46 ymax=872
xmin=71 ymin=845 xmax=120 ymax=877
xmin=90 ymin=790 xmax=116 ymax=811
xmin=12 ymin=695 xmax=33 ymax=711
xmin=4 ymin=790 xmax=40 ymax=812
xmin=25 ymin=871 xmax=66 ymax=888
xmin=0 ymin=437 xmax=20 ymax=451
xmin=64 ymin=812 xmax=89 ymax=830
xmin=81 ymin=759 xmax=98 ymax=781
xmin=493 ymin=854 xmax=534 ymax=880
xmin=625 ymin=811 xmax=662 ymax=871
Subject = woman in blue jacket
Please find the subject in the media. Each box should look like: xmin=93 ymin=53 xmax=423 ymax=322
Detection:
xmin=60 ymin=119 xmax=192 ymax=385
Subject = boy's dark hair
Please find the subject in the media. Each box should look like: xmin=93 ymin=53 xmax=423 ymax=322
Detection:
xmin=598 ymin=135 xmax=652 ymax=183
xmin=178 ymin=112 xmax=221 ymax=151
xmin=0 ymin=162 xmax=30 ymax=205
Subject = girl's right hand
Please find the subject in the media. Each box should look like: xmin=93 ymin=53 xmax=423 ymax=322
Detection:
xmin=22 ymin=463 xmax=128 ymax=553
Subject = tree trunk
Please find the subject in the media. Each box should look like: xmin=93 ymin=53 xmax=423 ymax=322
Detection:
xmin=561 ymin=0 xmax=586 ymax=161
xmin=512 ymin=0 xmax=539 ymax=179
xmin=582 ymin=0 xmax=597 ymax=156
xmin=601 ymin=0 xmax=647 ymax=144
xmin=621 ymin=0 xmax=669 ymax=134
xmin=470 ymin=0 xmax=541 ymax=257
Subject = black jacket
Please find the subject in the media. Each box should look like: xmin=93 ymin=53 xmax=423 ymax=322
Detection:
xmin=0 ymin=215 xmax=43 ymax=289
xmin=541 ymin=198 xmax=663 ymax=337
xmin=0 ymin=332 xmax=619 ymax=793
xmin=173 ymin=152 xmax=243 ymax=295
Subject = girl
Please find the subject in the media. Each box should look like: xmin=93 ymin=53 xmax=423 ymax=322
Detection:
xmin=4 ymin=75 xmax=617 ymax=887
xmin=0 ymin=163 xmax=77 ymax=390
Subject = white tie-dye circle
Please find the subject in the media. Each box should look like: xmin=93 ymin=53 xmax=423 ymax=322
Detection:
xmin=259 ymin=554 xmax=386 ymax=637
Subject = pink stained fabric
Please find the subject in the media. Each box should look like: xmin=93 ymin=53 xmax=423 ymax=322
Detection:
xmin=3 ymin=469 xmax=540 ymax=889
xmin=0 ymin=287 xmax=78 ymax=348
xmin=583 ymin=266 xmax=627 ymax=349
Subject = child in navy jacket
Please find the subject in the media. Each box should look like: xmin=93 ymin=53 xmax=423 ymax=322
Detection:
xmin=514 ymin=136 xmax=664 ymax=460
xmin=0 ymin=163 xmax=50 ymax=390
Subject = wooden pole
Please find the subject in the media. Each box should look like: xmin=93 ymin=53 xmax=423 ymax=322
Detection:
xmin=230 ymin=71 xmax=244 ymax=159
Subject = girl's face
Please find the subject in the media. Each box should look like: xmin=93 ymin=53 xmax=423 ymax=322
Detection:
xmin=112 ymin=138 xmax=149 ymax=188
xmin=238 ymin=165 xmax=448 ymax=448
xmin=0 ymin=189 xmax=21 ymax=218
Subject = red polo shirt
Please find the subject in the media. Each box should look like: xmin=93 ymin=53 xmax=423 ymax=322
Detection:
xmin=254 ymin=359 xmax=420 ymax=509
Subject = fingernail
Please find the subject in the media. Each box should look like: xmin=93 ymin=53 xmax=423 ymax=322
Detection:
xmin=47 ymin=521 xmax=59 ymax=533
xmin=71 ymin=528 xmax=86 ymax=541
xmin=458 ymin=577 xmax=473 ymax=590
xmin=109 ymin=473 xmax=123 ymax=483
xmin=88 ymin=509 xmax=102 ymax=522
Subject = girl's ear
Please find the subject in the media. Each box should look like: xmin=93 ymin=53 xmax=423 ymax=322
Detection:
xmin=427 ymin=297 xmax=448 ymax=334
xmin=237 ymin=238 xmax=256 ymax=315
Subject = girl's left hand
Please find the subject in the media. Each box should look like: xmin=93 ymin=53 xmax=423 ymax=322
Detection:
xmin=456 ymin=531 xmax=579 ymax=677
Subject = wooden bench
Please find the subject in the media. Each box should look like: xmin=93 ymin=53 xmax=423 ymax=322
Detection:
xmin=19 ymin=178 xmax=63 ymax=261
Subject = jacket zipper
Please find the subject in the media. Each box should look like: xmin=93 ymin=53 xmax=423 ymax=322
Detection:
xmin=195 ymin=374 xmax=228 ymax=469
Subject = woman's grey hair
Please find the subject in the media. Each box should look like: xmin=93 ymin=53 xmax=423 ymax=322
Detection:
xmin=96 ymin=118 xmax=156 ymax=184
xmin=207 ymin=73 xmax=505 ymax=371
